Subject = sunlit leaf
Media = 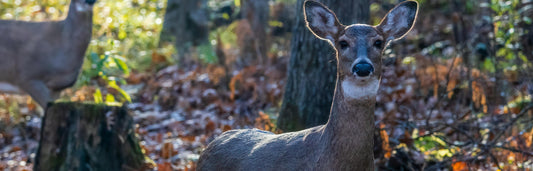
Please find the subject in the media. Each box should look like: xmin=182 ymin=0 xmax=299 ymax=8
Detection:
xmin=113 ymin=56 xmax=130 ymax=76
xmin=93 ymin=89 xmax=103 ymax=104
xmin=108 ymin=80 xmax=132 ymax=103
xmin=105 ymin=94 xmax=116 ymax=103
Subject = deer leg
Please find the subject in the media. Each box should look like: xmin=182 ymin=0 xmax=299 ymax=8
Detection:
xmin=18 ymin=80 xmax=53 ymax=108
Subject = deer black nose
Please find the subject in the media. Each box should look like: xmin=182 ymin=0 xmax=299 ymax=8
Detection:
xmin=352 ymin=62 xmax=374 ymax=77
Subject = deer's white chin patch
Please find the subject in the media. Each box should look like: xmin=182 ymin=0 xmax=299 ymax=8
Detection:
xmin=342 ymin=77 xmax=379 ymax=99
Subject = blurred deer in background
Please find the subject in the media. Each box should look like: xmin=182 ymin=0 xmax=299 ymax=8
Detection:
xmin=197 ymin=0 xmax=418 ymax=170
xmin=0 ymin=0 xmax=96 ymax=108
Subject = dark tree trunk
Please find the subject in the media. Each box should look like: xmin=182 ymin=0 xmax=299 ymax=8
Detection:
xmin=34 ymin=102 xmax=146 ymax=171
xmin=238 ymin=0 xmax=270 ymax=66
xmin=159 ymin=0 xmax=209 ymax=66
xmin=277 ymin=0 xmax=369 ymax=131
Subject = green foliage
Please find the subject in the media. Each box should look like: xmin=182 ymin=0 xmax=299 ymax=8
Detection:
xmin=0 ymin=0 xmax=69 ymax=20
xmin=211 ymin=21 xmax=238 ymax=46
xmin=489 ymin=0 xmax=530 ymax=71
xmin=193 ymin=21 xmax=238 ymax=65
xmin=197 ymin=43 xmax=218 ymax=64
xmin=413 ymin=129 xmax=458 ymax=161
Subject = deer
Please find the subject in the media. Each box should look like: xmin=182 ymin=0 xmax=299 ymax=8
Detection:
xmin=0 ymin=0 xmax=96 ymax=108
xmin=197 ymin=0 xmax=418 ymax=170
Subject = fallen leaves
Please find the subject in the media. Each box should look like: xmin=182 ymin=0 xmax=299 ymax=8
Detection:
xmin=452 ymin=161 xmax=468 ymax=171
xmin=122 ymin=61 xmax=287 ymax=170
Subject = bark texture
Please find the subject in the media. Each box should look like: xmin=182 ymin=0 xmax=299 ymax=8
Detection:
xmin=238 ymin=0 xmax=270 ymax=66
xmin=159 ymin=0 xmax=209 ymax=65
xmin=278 ymin=0 xmax=369 ymax=131
xmin=34 ymin=102 xmax=145 ymax=171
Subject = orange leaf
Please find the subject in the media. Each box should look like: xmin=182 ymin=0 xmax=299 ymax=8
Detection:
xmin=379 ymin=123 xmax=392 ymax=159
xmin=161 ymin=142 xmax=173 ymax=159
xmin=151 ymin=52 xmax=167 ymax=64
xmin=157 ymin=162 xmax=172 ymax=171
xmin=205 ymin=119 xmax=216 ymax=134
xmin=222 ymin=125 xmax=232 ymax=132
xmin=179 ymin=135 xmax=197 ymax=142
xmin=452 ymin=161 xmax=467 ymax=171
xmin=229 ymin=71 xmax=243 ymax=101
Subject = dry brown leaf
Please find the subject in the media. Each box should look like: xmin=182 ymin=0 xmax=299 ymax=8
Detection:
xmin=222 ymin=125 xmax=232 ymax=132
xmin=179 ymin=135 xmax=196 ymax=142
xmin=151 ymin=51 xmax=168 ymax=64
xmin=161 ymin=142 xmax=173 ymax=159
xmin=254 ymin=111 xmax=274 ymax=131
xmin=379 ymin=124 xmax=392 ymax=159
xmin=452 ymin=161 xmax=468 ymax=171
xmin=157 ymin=162 xmax=172 ymax=171
xmin=205 ymin=119 xmax=216 ymax=135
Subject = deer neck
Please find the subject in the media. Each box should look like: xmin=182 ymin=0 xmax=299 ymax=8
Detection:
xmin=64 ymin=1 xmax=93 ymax=38
xmin=321 ymin=75 xmax=378 ymax=168
xmin=62 ymin=1 xmax=93 ymax=58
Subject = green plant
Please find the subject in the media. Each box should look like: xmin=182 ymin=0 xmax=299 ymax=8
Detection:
xmin=489 ymin=0 xmax=531 ymax=71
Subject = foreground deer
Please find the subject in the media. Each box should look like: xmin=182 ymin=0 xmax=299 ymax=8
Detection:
xmin=198 ymin=1 xmax=418 ymax=170
xmin=0 ymin=0 xmax=96 ymax=108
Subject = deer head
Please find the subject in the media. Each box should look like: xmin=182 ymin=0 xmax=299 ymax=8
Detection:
xmin=72 ymin=0 xmax=97 ymax=12
xmin=304 ymin=0 xmax=418 ymax=100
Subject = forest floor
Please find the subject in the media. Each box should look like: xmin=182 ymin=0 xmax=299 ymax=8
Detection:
xmin=1 ymin=49 xmax=532 ymax=170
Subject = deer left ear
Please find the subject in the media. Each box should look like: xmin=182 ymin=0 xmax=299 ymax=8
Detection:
xmin=377 ymin=1 xmax=418 ymax=42
xmin=304 ymin=0 xmax=342 ymax=43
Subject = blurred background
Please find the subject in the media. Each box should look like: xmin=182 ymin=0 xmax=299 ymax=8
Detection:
xmin=1 ymin=0 xmax=532 ymax=170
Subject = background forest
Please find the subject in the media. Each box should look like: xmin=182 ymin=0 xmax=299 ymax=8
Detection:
xmin=1 ymin=0 xmax=532 ymax=170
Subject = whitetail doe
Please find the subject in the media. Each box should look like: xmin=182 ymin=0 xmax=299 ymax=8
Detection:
xmin=0 ymin=0 xmax=96 ymax=108
xmin=198 ymin=0 xmax=418 ymax=170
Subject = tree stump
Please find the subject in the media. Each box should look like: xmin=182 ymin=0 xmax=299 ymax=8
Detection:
xmin=34 ymin=102 xmax=146 ymax=171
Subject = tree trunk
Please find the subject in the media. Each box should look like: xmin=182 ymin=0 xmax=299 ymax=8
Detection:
xmin=238 ymin=0 xmax=270 ymax=66
xmin=159 ymin=0 xmax=209 ymax=66
xmin=34 ymin=102 xmax=146 ymax=171
xmin=277 ymin=0 xmax=369 ymax=131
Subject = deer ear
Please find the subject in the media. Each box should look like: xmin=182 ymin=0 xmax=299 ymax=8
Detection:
xmin=304 ymin=0 xmax=341 ymax=43
xmin=377 ymin=1 xmax=418 ymax=42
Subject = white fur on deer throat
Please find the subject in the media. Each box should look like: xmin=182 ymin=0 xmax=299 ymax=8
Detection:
xmin=342 ymin=78 xmax=379 ymax=99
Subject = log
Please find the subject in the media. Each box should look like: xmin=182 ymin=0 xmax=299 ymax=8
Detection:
xmin=34 ymin=102 xmax=146 ymax=171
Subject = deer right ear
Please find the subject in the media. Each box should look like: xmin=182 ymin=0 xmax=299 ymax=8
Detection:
xmin=377 ymin=1 xmax=418 ymax=42
xmin=304 ymin=0 xmax=341 ymax=43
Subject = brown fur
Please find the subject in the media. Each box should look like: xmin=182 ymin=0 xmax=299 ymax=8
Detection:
xmin=197 ymin=1 xmax=418 ymax=170
xmin=0 ymin=0 xmax=95 ymax=108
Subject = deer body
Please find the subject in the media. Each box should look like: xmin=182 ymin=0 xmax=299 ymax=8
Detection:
xmin=0 ymin=0 xmax=95 ymax=107
xmin=198 ymin=1 xmax=418 ymax=170
xmin=200 ymin=93 xmax=376 ymax=170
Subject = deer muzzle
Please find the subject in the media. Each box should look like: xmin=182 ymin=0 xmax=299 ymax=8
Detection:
xmin=352 ymin=61 xmax=374 ymax=77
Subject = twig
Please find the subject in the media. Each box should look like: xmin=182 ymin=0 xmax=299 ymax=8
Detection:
xmin=488 ymin=103 xmax=533 ymax=147
xmin=492 ymin=145 xmax=533 ymax=156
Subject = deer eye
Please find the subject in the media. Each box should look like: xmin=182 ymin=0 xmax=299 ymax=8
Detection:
xmin=339 ymin=41 xmax=349 ymax=49
xmin=374 ymin=40 xmax=383 ymax=49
